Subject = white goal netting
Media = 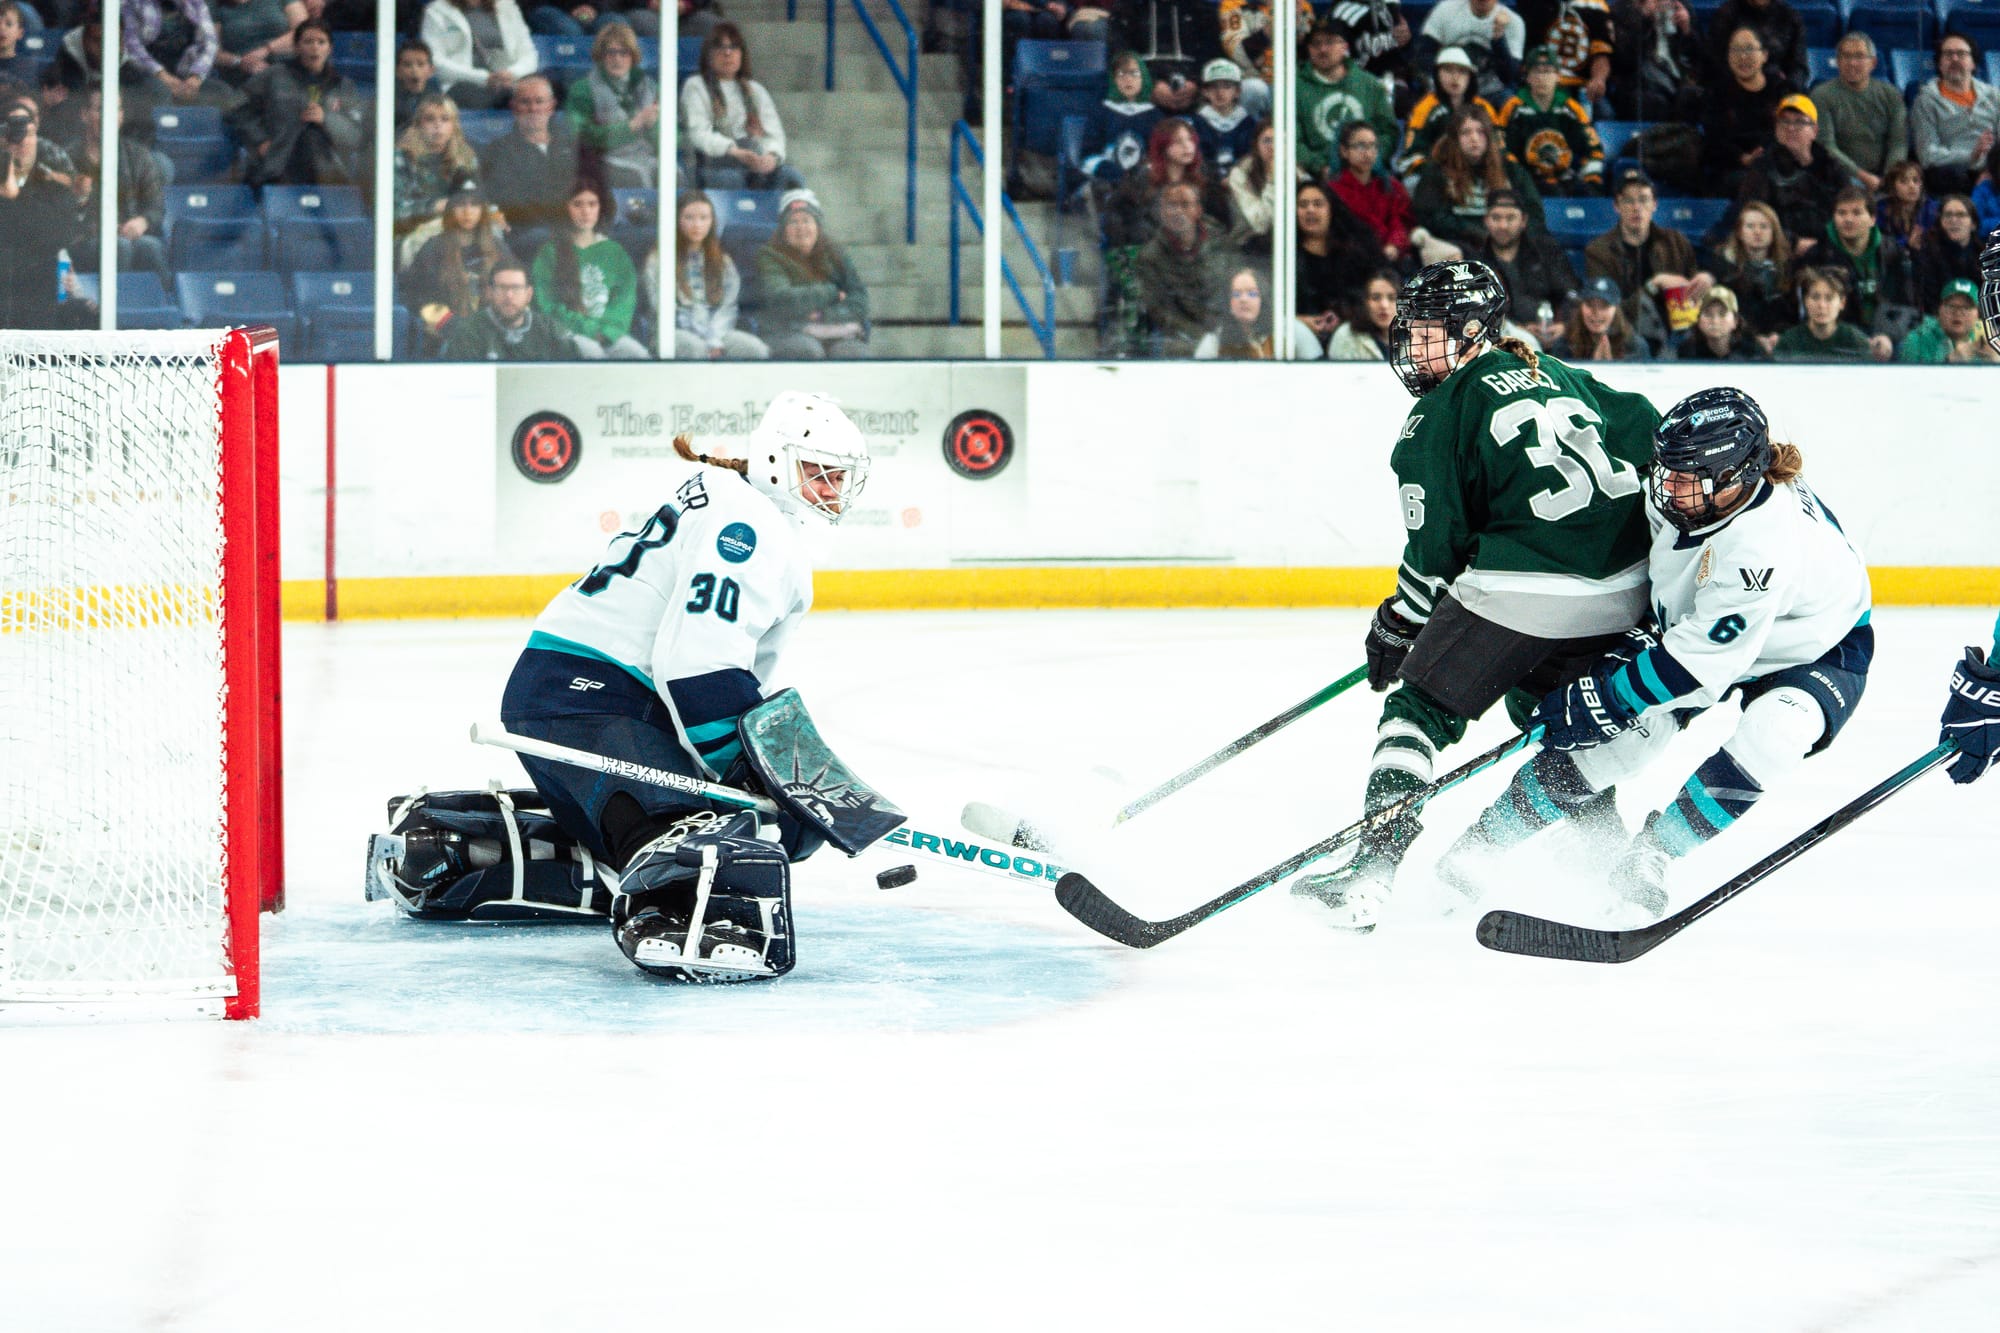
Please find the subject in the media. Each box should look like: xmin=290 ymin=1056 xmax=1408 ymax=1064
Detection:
xmin=0 ymin=331 xmax=237 ymax=1005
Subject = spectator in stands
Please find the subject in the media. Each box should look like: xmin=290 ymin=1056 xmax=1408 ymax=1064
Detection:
xmin=1192 ymin=264 xmax=1276 ymax=358
xmin=1551 ymin=273 xmax=1652 ymax=358
xmin=1975 ymin=143 xmax=2000 ymax=234
xmin=1817 ymin=183 xmax=1919 ymax=337
xmin=1705 ymin=0 xmax=1805 ymax=90
xmin=123 ymin=0 xmax=228 ymax=108
xmin=1810 ymin=32 xmax=1904 ymax=192
xmin=1104 ymin=117 xmax=1231 ymax=256
xmin=1901 ymin=276 xmax=2000 ymax=362
xmin=563 ymin=21 xmax=657 ymax=188
xmin=1128 ymin=179 xmax=1236 ymax=356
xmin=1702 ymin=25 xmax=1791 ymax=194
xmin=210 ymin=0 xmax=304 ymax=89
xmin=395 ymin=91 xmax=481 ymax=239
xmin=1674 ymin=284 xmax=1760 ymax=359
xmin=395 ymin=40 xmax=440 ymax=130
xmin=1193 ymin=58 xmax=1256 ymax=172
xmin=532 ymin=176 xmax=647 ymax=357
xmin=1775 ymin=265 xmax=1889 ymax=359
xmin=1330 ymin=119 xmax=1453 ymax=267
xmin=681 ymin=22 xmax=801 ymax=192
xmin=0 ymin=3 xmax=39 ymax=86
xmin=1219 ymin=0 xmax=1313 ymax=119
xmin=0 ymin=94 xmax=84 ymax=328
xmin=1412 ymin=105 xmax=1545 ymax=251
xmin=1001 ymin=0 xmax=1068 ymax=87
xmin=1226 ymin=117 xmax=1276 ymax=250
xmin=1875 ymin=160 xmax=1936 ymax=253
xmin=1518 ymin=0 xmax=1614 ymax=112
xmin=421 ymin=0 xmax=537 ymax=111
xmin=1911 ymin=33 xmax=2000 ymax=198
xmin=1297 ymin=18 xmax=1397 ymax=179
xmin=407 ymin=178 xmax=517 ymax=346
xmin=1912 ymin=192 xmax=1984 ymax=312
xmin=1607 ymin=0 xmax=1702 ymax=123
xmin=1585 ymin=166 xmax=1711 ymax=352
xmin=660 ymin=191 xmax=767 ymax=359
xmin=1327 ymin=0 xmax=1417 ymax=98
xmin=64 ymin=89 xmax=172 ymax=289
xmin=1497 ymin=44 xmax=1605 ymax=196
xmin=1294 ymin=179 xmax=1375 ymax=353
xmin=1737 ymin=94 xmax=1843 ymax=254
xmin=756 ymin=188 xmax=869 ymax=359
xmin=440 ymin=261 xmax=576 ymax=358
xmin=1110 ymin=0 xmax=1222 ymax=108
xmin=1327 ymin=267 xmax=1400 ymax=358
xmin=1082 ymin=52 xmax=1162 ymax=188
xmin=1710 ymin=197 xmax=1794 ymax=349
xmin=1398 ymin=47 xmax=1496 ymax=183
xmin=1413 ymin=0 xmax=1525 ymax=104
xmin=229 ymin=19 xmax=366 ymax=186
xmin=483 ymin=72 xmax=578 ymax=233
xmin=1476 ymin=186 xmax=1575 ymax=341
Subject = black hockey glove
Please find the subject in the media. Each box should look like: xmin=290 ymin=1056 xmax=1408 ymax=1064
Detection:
xmin=1601 ymin=623 xmax=1661 ymax=670
xmin=1364 ymin=598 xmax=1420 ymax=692
xmin=1940 ymin=645 xmax=2000 ymax=784
xmin=1531 ymin=671 xmax=1641 ymax=752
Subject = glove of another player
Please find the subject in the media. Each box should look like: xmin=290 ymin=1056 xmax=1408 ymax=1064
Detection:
xmin=1364 ymin=598 xmax=1420 ymax=692
xmin=1940 ymin=645 xmax=2000 ymax=784
xmin=1530 ymin=670 xmax=1641 ymax=752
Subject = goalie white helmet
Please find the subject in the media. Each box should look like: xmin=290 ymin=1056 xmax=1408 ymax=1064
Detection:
xmin=746 ymin=391 xmax=871 ymax=524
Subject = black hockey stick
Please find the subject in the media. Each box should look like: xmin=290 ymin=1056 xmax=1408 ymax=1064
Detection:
xmin=1056 ymin=729 xmax=1540 ymax=948
xmin=1475 ymin=741 xmax=1958 ymax=964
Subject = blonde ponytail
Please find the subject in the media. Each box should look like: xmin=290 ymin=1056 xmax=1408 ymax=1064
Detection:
xmin=1495 ymin=335 xmax=1541 ymax=375
xmin=1765 ymin=441 xmax=1804 ymax=484
xmin=672 ymin=432 xmax=749 ymax=476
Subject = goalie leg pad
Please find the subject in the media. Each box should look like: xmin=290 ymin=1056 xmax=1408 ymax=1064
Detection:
xmin=612 ymin=812 xmax=796 ymax=983
xmin=365 ymin=788 xmax=613 ymax=921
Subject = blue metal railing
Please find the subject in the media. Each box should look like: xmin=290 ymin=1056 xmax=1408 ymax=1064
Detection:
xmin=825 ymin=0 xmax=919 ymax=244
xmin=948 ymin=120 xmax=1057 ymax=359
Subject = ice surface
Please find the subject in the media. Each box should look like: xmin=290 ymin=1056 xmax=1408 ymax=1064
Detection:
xmin=3 ymin=607 xmax=1997 ymax=1332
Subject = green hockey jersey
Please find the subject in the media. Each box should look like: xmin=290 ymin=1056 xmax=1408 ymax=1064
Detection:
xmin=1388 ymin=347 xmax=1659 ymax=639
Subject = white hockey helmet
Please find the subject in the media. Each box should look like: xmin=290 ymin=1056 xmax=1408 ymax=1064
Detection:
xmin=745 ymin=390 xmax=870 ymax=524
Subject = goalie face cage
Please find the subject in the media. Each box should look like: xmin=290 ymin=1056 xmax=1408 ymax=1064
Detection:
xmin=0 ymin=328 xmax=282 ymax=1020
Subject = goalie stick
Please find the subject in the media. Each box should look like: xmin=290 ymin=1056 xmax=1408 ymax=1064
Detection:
xmin=1056 ymin=729 xmax=1541 ymax=948
xmin=470 ymin=723 xmax=780 ymax=815
xmin=961 ymin=665 xmax=1370 ymax=853
xmin=1475 ymin=741 xmax=1958 ymax=964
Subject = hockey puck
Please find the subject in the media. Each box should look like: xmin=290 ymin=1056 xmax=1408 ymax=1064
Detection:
xmin=876 ymin=865 xmax=917 ymax=890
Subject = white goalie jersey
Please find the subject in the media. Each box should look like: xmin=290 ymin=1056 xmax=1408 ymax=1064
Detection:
xmin=1643 ymin=477 xmax=1872 ymax=709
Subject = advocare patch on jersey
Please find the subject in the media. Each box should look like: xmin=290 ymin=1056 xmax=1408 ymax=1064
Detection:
xmin=717 ymin=522 xmax=758 ymax=563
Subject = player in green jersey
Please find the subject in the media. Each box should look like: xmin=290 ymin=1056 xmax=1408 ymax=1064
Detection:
xmin=1293 ymin=259 xmax=1662 ymax=932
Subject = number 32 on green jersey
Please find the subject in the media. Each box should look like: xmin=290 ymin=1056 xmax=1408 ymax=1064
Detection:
xmin=1490 ymin=396 xmax=1643 ymax=521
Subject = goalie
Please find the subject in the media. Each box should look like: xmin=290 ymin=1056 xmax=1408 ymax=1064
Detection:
xmin=367 ymin=392 xmax=904 ymax=982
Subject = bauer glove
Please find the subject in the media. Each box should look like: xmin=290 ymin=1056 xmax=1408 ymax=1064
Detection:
xmin=1940 ymin=645 xmax=2000 ymax=785
xmin=1364 ymin=598 xmax=1420 ymax=692
xmin=1531 ymin=671 xmax=1641 ymax=752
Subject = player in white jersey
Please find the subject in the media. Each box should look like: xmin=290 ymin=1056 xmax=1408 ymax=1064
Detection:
xmin=1435 ymin=387 xmax=1874 ymax=917
xmin=497 ymin=390 xmax=870 ymax=979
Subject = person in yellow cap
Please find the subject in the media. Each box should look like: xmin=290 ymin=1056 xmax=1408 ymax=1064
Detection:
xmin=1738 ymin=93 xmax=1847 ymax=250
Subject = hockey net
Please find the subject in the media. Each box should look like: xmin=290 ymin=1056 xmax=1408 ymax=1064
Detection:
xmin=0 ymin=328 xmax=281 ymax=1019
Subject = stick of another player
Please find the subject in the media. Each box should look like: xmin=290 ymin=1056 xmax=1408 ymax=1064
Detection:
xmin=964 ymin=665 xmax=1369 ymax=850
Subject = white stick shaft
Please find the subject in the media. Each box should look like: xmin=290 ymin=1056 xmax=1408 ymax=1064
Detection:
xmin=469 ymin=723 xmax=779 ymax=815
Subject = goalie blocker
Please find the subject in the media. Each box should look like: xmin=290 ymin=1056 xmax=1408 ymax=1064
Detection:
xmin=367 ymin=690 xmax=903 ymax=982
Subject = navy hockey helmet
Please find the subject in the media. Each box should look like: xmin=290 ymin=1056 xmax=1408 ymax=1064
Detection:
xmin=1980 ymin=227 xmax=2000 ymax=355
xmin=1389 ymin=260 xmax=1509 ymax=398
xmin=1650 ymin=387 xmax=1774 ymax=533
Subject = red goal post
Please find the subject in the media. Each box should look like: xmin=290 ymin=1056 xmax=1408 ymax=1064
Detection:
xmin=0 ymin=327 xmax=283 ymax=1020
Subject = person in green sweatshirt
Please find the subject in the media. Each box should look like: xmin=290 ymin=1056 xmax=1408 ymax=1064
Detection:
xmin=1775 ymin=266 xmax=1891 ymax=361
xmin=1899 ymin=277 xmax=2000 ymax=362
xmin=563 ymin=22 xmax=660 ymax=189
xmin=756 ymin=189 xmax=872 ymax=359
xmin=1296 ymin=18 xmax=1396 ymax=177
xmin=531 ymin=178 xmax=649 ymax=358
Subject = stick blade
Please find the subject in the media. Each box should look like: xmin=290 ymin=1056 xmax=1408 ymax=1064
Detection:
xmin=1475 ymin=909 xmax=1663 ymax=964
xmin=1054 ymin=873 xmax=1176 ymax=949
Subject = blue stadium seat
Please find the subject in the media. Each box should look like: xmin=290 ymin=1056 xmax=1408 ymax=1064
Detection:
xmin=330 ymin=30 xmax=375 ymax=62
xmin=1890 ymin=46 xmax=1936 ymax=96
xmin=458 ymin=109 xmax=514 ymax=147
xmin=1594 ymin=121 xmax=1644 ymax=159
xmin=333 ymin=54 xmax=376 ymax=83
xmin=1805 ymin=46 xmax=1839 ymax=84
xmin=1543 ymin=197 xmax=1621 ymax=242
xmin=157 ymin=134 xmax=238 ymax=184
xmin=176 ymin=272 xmax=300 ymax=345
xmin=636 ymin=36 xmax=658 ymax=71
xmin=164 ymin=184 xmax=257 ymax=229
xmin=292 ymin=270 xmax=373 ymax=313
xmin=163 ymin=185 xmax=263 ymax=268
xmin=304 ymin=306 xmax=373 ymax=360
xmin=678 ymin=34 xmax=703 ymax=80
xmin=1013 ymin=43 xmax=1108 ymax=166
xmin=532 ymin=33 xmax=593 ymax=78
xmin=1014 ymin=40 xmax=1107 ymax=89
xmin=1793 ymin=0 xmax=1844 ymax=44
xmin=1659 ymin=196 xmax=1732 ymax=237
xmin=1842 ymin=0 xmax=1937 ymax=52
xmin=262 ymin=184 xmax=367 ymax=225
xmin=73 ymin=272 xmax=184 ymax=328
xmin=153 ymin=105 xmax=225 ymax=140
xmin=706 ymin=189 xmax=781 ymax=243
xmin=612 ymin=187 xmax=658 ymax=229
xmin=1944 ymin=0 xmax=2000 ymax=48
xmin=274 ymin=217 xmax=374 ymax=272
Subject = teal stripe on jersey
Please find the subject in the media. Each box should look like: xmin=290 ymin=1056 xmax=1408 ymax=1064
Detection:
xmin=525 ymin=631 xmax=654 ymax=690
xmin=685 ymin=718 xmax=738 ymax=744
